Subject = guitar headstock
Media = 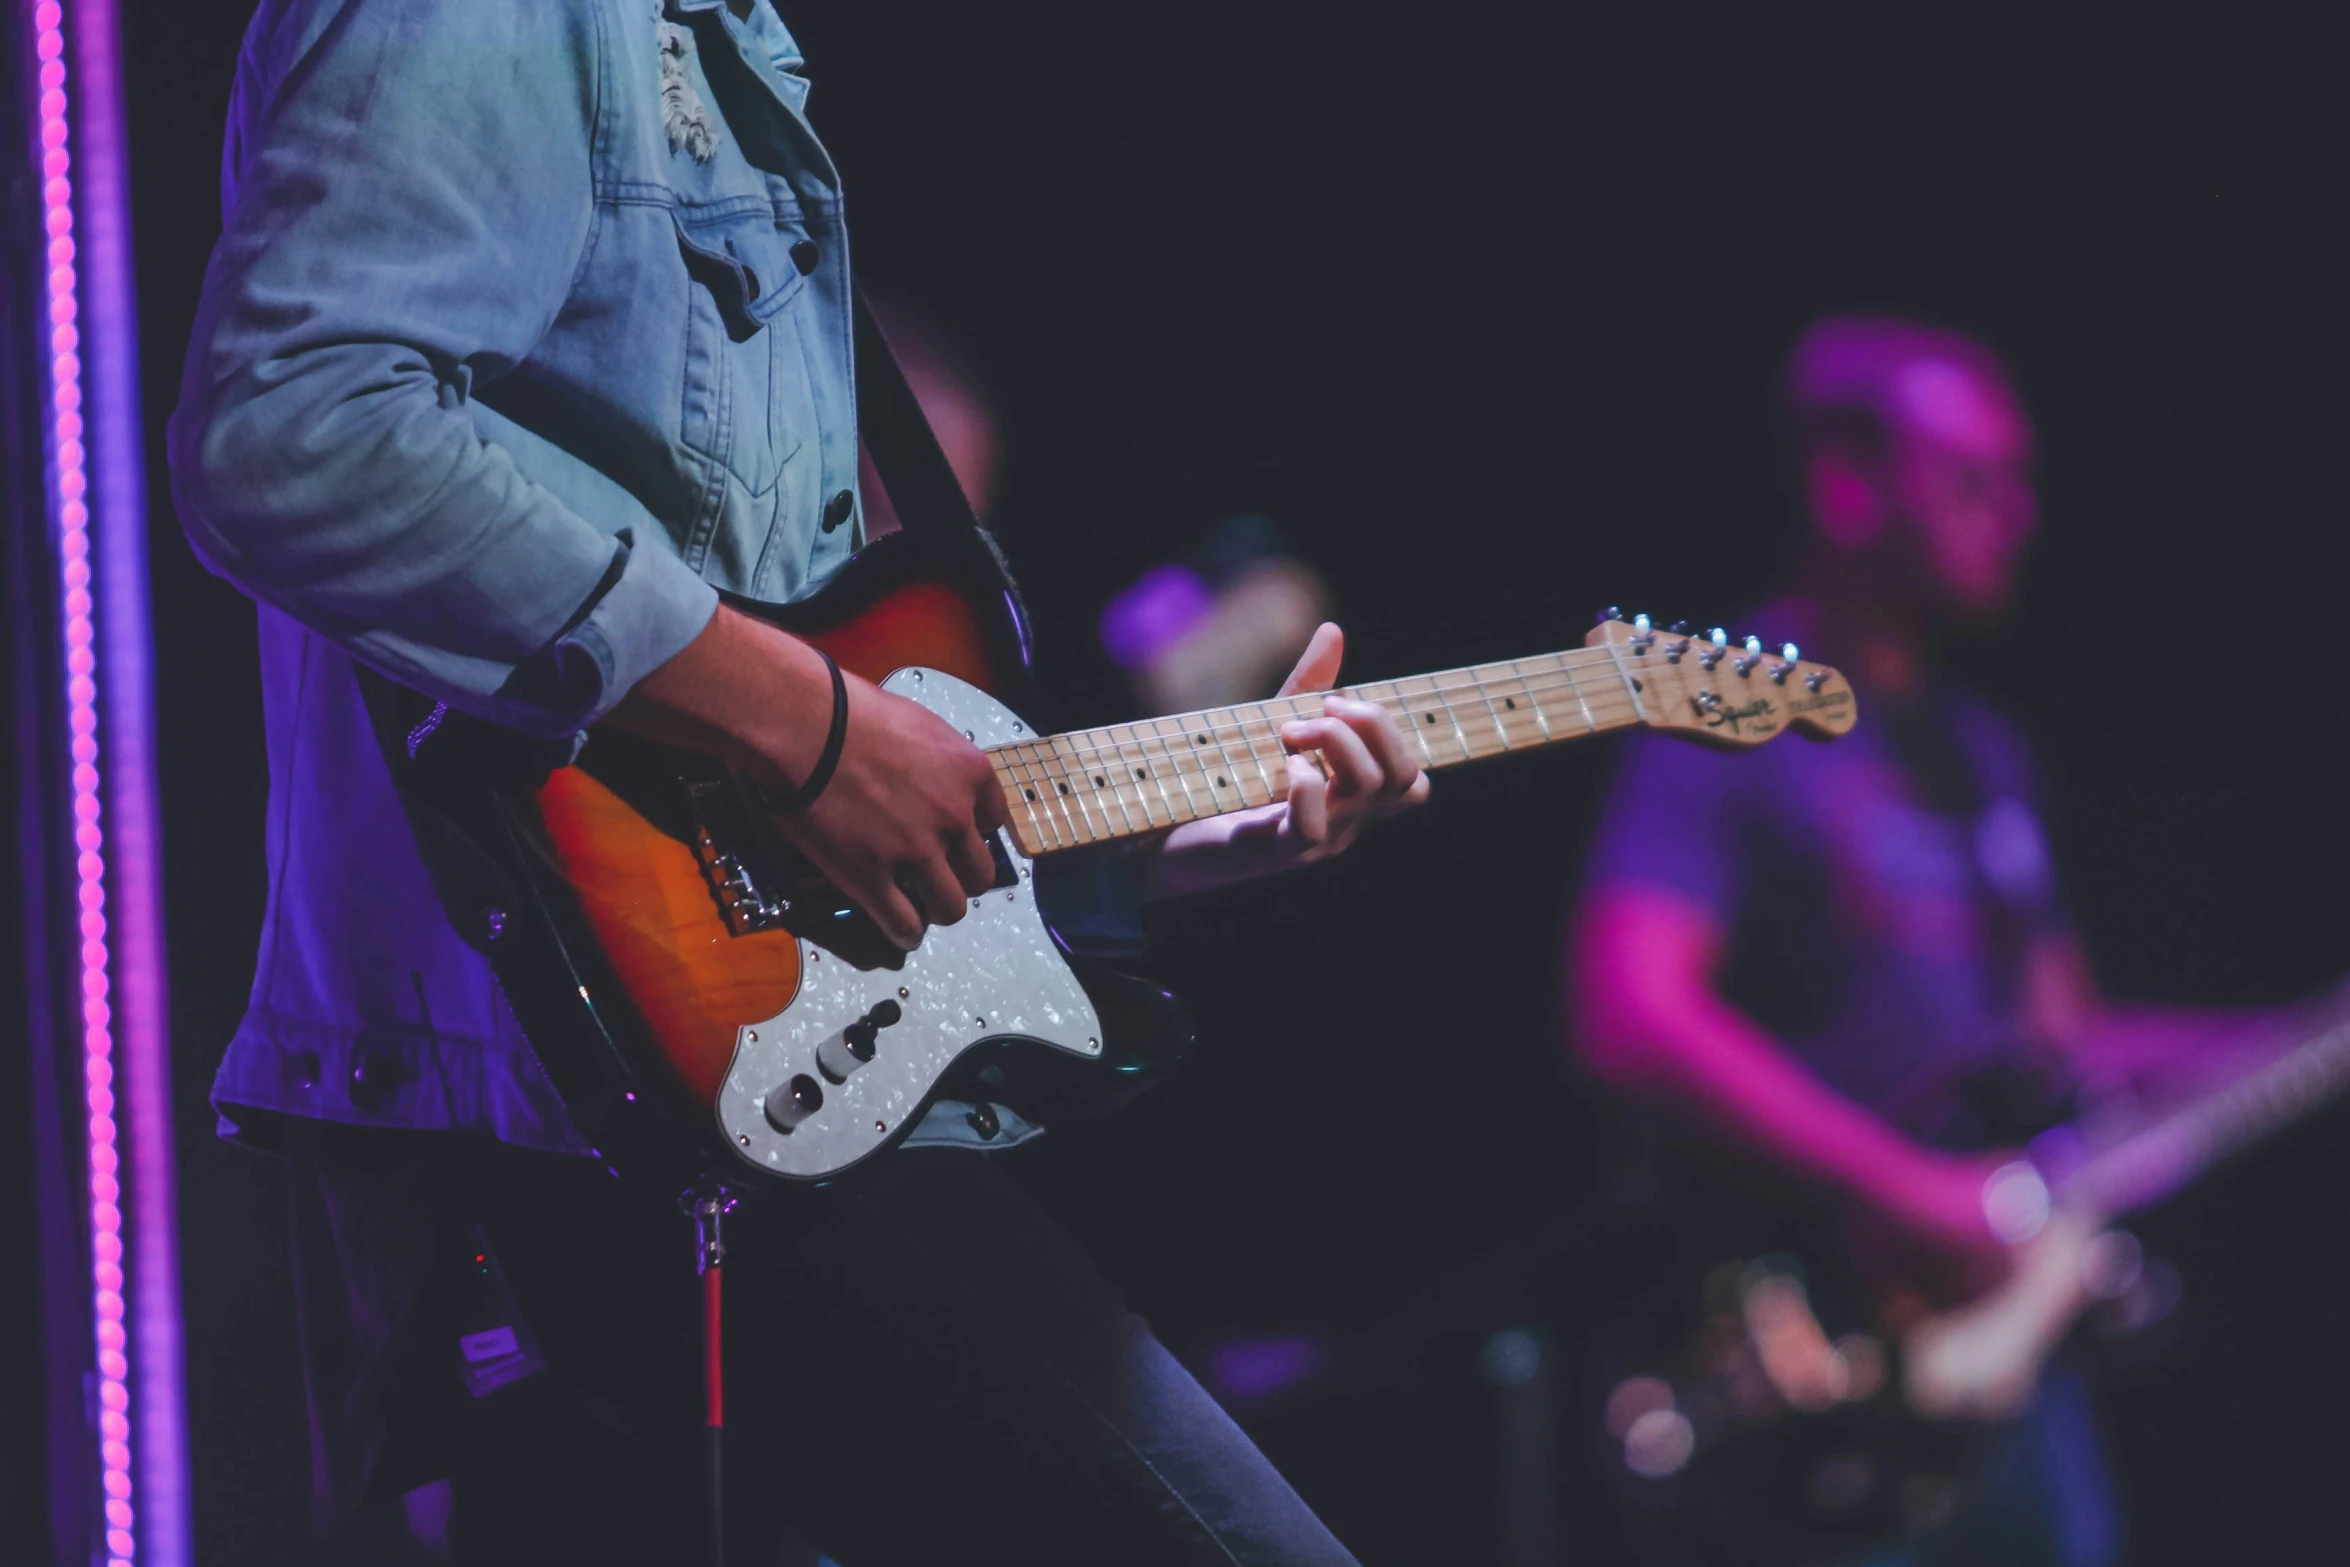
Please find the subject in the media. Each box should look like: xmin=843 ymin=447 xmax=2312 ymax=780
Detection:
xmin=1587 ymin=611 xmax=1859 ymax=746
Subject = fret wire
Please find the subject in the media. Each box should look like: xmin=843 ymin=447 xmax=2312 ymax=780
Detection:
xmin=1052 ymin=735 xmax=1108 ymax=843
xmin=1007 ymin=747 xmax=1068 ymax=850
xmin=1182 ymin=711 xmax=1240 ymax=810
xmin=1426 ymin=673 xmax=1476 ymax=763
xmin=1086 ymin=732 xmax=1141 ymax=837
xmin=1120 ymin=724 xmax=1169 ymax=829
xmin=994 ymin=747 xmax=1043 ymax=849
xmin=1478 ymin=669 xmax=1539 ymax=748
xmin=1460 ymin=668 xmax=1512 ymax=754
xmin=1031 ymin=743 xmax=1090 ymax=846
xmin=1015 ymin=746 xmax=1077 ymax=848
xmin=1388 ymin=678 xmax=1440 ymax=768
xmin=992 ymin=753 xmax=1054 ymax=851
xmin=1085 ymin=734 xmax=1141 ymax=836
xmin=1599 ymin=639 xmax=1650 ymax=723
xmin=1132 ymin=728 xmax=1184 ymax=826
xmin=1193 ymin=708 xmax=1254 ymax=811
xmin=1150 ymin=716 xmax=1205 ymax=823
xmin=1236 ymin=702 xmax=1285 ymax=801
xmin=1506 ymin=658 xmax=1555 ymax=741
xmin=1563 ymin=653 xmax=1600 ymax=733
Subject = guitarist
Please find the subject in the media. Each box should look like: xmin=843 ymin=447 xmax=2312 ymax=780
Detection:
xmin=1569 ymin=316 xmax=2281 ymax=1565
xmin=168 ymin=2 xmax=1424 ymax=1562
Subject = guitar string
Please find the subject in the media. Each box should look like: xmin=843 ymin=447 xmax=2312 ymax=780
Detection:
xmin=996 ymin=673 xmax=1649 ymax=845
xmin=1007 ymin=665 xmax=1661 ymax=820
xmin=989 ymin=650 xmax=1839 ymax=845
xmin=1026 ymin=675 xmax=1643 ymax=804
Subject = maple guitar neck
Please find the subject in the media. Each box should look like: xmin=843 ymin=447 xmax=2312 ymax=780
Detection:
xmin=987 ymin=615 xmax=1859 ymax=858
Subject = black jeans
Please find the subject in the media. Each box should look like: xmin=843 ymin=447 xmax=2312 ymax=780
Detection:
xmin=285 ymin=1123 xmax=1358 ymax=1566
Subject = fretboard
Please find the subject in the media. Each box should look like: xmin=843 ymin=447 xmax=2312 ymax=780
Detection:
xmin=988 ymin=644 xmax=1649 ymax=856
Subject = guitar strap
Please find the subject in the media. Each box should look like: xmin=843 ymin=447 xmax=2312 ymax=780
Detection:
xmin=848 ymin=287 xmax=1037 ymax=698
xmin=849 ymin=289 xmax=970 ymax=541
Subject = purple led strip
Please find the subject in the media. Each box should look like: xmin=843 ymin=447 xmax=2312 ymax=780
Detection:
xmin=31 ymin=0 xmax=189 ymax=1563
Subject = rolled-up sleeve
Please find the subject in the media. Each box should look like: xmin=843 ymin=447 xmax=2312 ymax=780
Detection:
xmin=168 ymin=0 xmax=716 ymax=737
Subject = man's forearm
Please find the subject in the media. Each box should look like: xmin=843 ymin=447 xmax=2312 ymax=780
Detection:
xmin=605 ymin=605 xmax=840 ymax=789
xmin=1593 ymin=990 xmax=1946 ymax=1213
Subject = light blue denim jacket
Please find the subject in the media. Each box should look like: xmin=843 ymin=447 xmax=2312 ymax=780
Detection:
xmin=172 ymin=0 xmax=1047 ymax=1153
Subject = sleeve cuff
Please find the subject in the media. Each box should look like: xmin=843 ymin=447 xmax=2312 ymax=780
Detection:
xmin=490 ymin=528 xmax=718 ymax=735
xmin=573 ymin=531 xmax=720 ymax=722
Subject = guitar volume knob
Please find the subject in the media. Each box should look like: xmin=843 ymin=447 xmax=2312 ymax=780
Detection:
xmin=763 ymin=1074 xmax=823 ymax=1134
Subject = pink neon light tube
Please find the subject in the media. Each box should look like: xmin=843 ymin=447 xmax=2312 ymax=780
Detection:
xmin=30 ymin=0 xmax=188 ymax=1562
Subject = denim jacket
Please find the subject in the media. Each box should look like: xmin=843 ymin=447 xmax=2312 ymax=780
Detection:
xmin=172 ymin=0 xmax=1062 ymax=1153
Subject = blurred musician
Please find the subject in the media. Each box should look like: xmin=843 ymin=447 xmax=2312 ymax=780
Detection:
xmin=1567 ymin=315 xmax=2283 ymax=1564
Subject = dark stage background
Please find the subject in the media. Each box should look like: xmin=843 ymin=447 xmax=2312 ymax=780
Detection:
xmin=116 ymin=5 xmax=2345 ymax=1562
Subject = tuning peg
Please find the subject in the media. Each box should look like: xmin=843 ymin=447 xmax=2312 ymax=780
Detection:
xmin=1670 ymin=620 xmax=1692 ymax=635
xmin=1597 ymin=606 xmax=1625 ymax=625
xmin=1629 ymin=612 xmax=1658 ymax=652
xmin=1805 ymin=669 xmax=1829 ymax=692
xmin=1633 ymin=613 xmax=1651 ymax=633
xmin=1770 ymin=643 xmax=1799 ymax=684
xmin=1698 ymin=627 xmax=1728 ymax=669
xmin=1734 ymin=635 xmax=1765 ymax=677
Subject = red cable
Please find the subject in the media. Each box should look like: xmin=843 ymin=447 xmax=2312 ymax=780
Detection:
xmin=703 ymin=1264 xmax=725 ymax=1430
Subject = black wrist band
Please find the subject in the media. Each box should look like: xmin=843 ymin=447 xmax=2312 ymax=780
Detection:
xmin=759 ymin=648 xmax=848 ymax=813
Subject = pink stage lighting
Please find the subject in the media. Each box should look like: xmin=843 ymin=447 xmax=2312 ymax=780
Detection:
xmin=27 ymin=0 xmax=188 ymax=1562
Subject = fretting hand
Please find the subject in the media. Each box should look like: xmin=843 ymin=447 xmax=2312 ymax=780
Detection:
xmin=1143 ymin=623 xmax=1431 ymax=902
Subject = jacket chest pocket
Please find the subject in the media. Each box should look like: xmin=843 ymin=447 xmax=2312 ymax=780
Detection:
xmin=674 ymin=203 xmax=817 ymax=511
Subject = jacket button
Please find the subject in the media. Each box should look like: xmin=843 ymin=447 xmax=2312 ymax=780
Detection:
xmin=349 ymin=1051 xmax=402 ymax=1110
xmin=820 ymin=490 xmax=854 ymax=533
xmin=790 ymin=240 xmax=819 ymax=275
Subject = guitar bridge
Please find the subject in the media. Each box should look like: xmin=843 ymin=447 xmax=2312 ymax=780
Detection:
xmin=682 ymin=775 xmax=806 ymax=937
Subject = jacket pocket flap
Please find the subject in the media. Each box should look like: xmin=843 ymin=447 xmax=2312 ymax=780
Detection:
xmin=672 ymin=206 xmax=809 ymax=342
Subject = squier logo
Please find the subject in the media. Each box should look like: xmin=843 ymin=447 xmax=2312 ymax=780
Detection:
xmin=1693 ymin=695 xmax=1778 ymax=735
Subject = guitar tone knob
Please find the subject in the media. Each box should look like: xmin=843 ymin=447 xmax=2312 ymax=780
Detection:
xmin=763 ymin=1073 xmax=823 ymax=1134
xmin=817 ymin=1023 xmax=877 ymax=1084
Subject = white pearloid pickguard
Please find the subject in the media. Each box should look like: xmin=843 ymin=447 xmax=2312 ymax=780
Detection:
xmin=714 ymin=669 xmax=1102 ymax=1179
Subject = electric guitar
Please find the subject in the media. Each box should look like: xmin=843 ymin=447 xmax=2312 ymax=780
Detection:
xmin=390 ymin=516 xmax=1855 ymax=1189
xmin=1596 ymin=998 xmax=2350 ymax=1563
